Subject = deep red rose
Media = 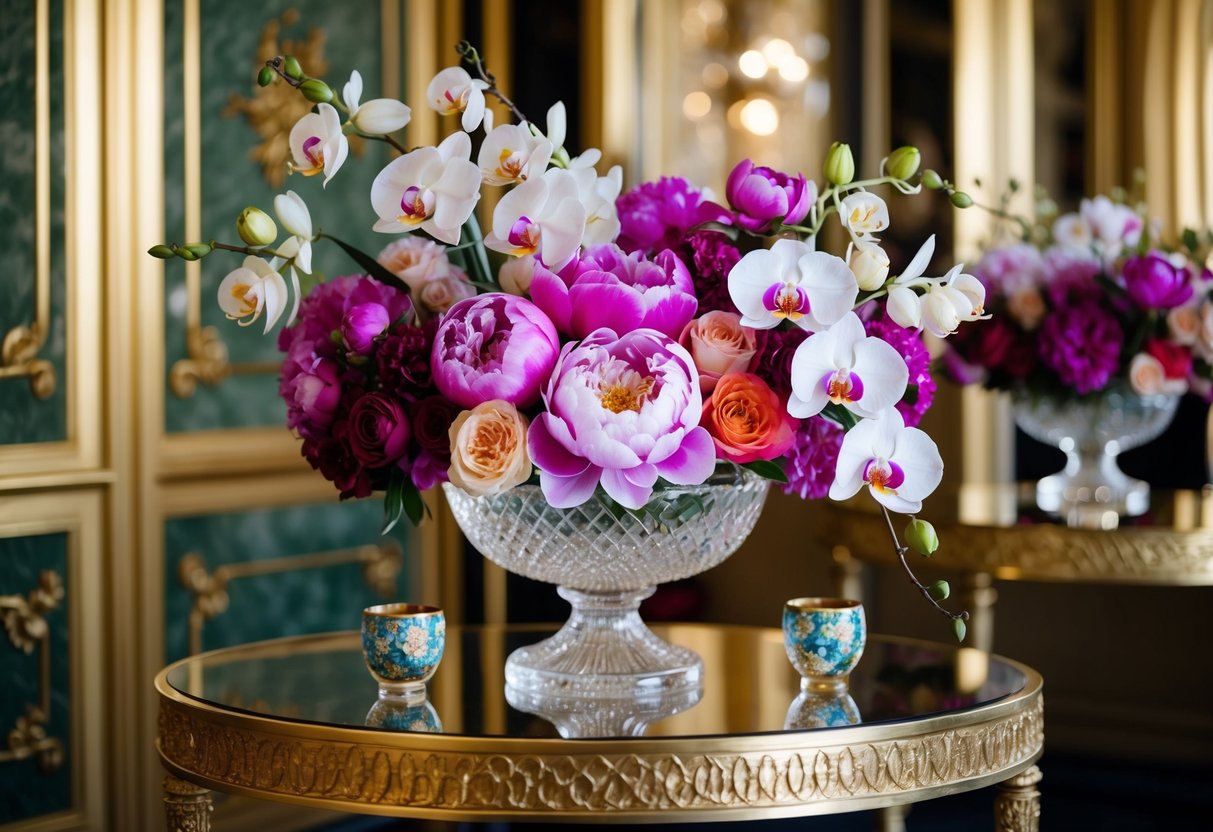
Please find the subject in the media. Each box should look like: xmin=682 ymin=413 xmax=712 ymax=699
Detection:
xmin=302 ymin=433 xmax=372 ymax=500
xmin=347 ymin=393 xmax=410 ymax=467
xmin=1144 ymin=338 xmax=1193 ymax=380
xmin=412 ymin=395 xmax=461 ymax=455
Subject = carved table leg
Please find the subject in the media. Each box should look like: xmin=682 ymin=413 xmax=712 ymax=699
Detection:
xmin=875 ymin=804 xmax=908 ymax=832
xmin=995 ymin=764 xmax=1042 ymax=832
xmin=164 ymin=774 xmax=213 ymax=832
xmin=962 ymin=571 xmax=998 ymax=653
xmin=832 ymin=545 xmax=865 ymax=602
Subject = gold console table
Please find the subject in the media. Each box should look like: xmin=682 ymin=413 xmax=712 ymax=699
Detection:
xmin=155 ymin=624 xmax=1044 ymax=829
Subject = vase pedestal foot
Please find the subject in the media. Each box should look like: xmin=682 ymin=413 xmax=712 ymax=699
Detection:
xmin=504 ymin=586 xmax=703 ymax=698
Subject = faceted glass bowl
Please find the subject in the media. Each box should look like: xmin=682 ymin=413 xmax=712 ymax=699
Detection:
xmin=443 ymin=468 xmax=769 ymax=698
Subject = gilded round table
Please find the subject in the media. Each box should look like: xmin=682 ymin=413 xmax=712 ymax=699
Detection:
xmin=155 ymin=624 xmax=1044 ymax=829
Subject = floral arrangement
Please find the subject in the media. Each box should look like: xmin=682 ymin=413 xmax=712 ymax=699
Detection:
xmin=944 ymin=189 xmax=1213 ymax=400
xmin=150 ymin=44 xmax=987 ymax=636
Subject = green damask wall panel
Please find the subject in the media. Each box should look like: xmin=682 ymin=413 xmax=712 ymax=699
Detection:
xmin=0 ymin=533 xmax=70 ymax=824
xmin=0 ymin=0 xmax=68 ymax=445
xmin=163 ymin=499 xmax=409 ymax=662
xmin=163 ymin=0 xmax=401 ymax=433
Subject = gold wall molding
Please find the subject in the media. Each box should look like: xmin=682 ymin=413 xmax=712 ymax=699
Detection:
xmin=178 ymin=541 xmax=403 ymax=656
xmin=0 ymin=570 xmax=64 ymax=773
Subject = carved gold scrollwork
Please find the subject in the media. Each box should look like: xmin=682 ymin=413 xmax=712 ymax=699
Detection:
xmin=995 ymin=764 xmax=1042 ymax=832
xmin=2 ymin=0 xmax=57 ymax=401
xmin=0 ymin=570 xmax=65 ymax=773
xmin=179 ymin=542 xmax=403 ymax=655
xmin=163 ymin=774 xmax=213 ymax=832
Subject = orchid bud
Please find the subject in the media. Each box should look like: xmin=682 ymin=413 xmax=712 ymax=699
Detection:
xmin=175 ymin=246 xmax=198 ymax=261
xmin=236 ymin=207 xmax=278 ymax=247
xmin=922 ymin=169 xmax=944 ymax=190
xmin=849 ymin=243 xmax=891 ymax=291
xmin=299 ymin=78 xmax=333 ymax=104
xmin=905 ymin=518 xmax=939 ymax=556
xmin=951 ymin=618 xmax=967 ymax=643
xmin=928 ymin=579 xmax=950 ymax=601
xmin=824 ymin=141 xmax=855 ymax=186
xmin=183 ymin=243 xmax=213 ymax=259
xmin=147 ymin=244 xmax=175 ymax=259
xmin=950 ymin=191 xmax=974 ymax=209
xmin=885 ymin=146 xmax=921 ymax=180
xmin=282 ymin=56 xmax=304 ymax=80
xmin=257 ymin=66 xmax=275 ymax=87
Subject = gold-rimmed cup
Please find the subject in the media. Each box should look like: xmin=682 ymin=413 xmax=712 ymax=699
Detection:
xmin=361 ymin=603 xmax=445 ymax=700
xmin=782 ymin=597 xmax=866 ymax=693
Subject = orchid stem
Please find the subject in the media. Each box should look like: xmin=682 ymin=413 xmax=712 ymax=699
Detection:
xmin=456 ymin=41 xmax=528 ymax=124
xmin=879 ymin=503 xmax=969 ymax=625
xmin=211 ymin=240 xmax=291 ymax=260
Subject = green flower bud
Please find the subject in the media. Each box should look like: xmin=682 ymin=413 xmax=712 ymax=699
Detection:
xmin=949 ymin=191 xmax=974 ymax=209
xmin=299 ymin=78 xmax=333 ymax=104
xmin=885 ymin=146 xmax=921 ymax=181
xmin=921 ymin=169 xmax=944 ymax=190
xmin=236 ymin=206 xmax=278 ymax=247
xmin=175 ymin=247 xmax=198 ymax=261
xmin=147 ymin=244 xmax=176 ymax=259
xmin=183 ymin=243 xmax=212 ymax=258
xmin=928 ymin=579 xmax=950 ymax=601
xmin=823 ymin=141 xmax=855 ymax=186
xmin=905 ymin=519 xmax=939 ymax=556
xmin=257 ymin=66 xmax=275 ymax=87
xmin=951 ymin=618 xmax=967 ymax=643
xmin=282 ymin=56 xmax=304 ymax=81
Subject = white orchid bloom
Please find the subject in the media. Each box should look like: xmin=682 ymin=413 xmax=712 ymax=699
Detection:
xmin=570 ymin=164 xmax=623 ymax=246
xmin=484 ymin=168 xmax=586 ymax=270
xmin=426 ymin=67 xmax=489 ymax=132
xmin=545 ymin=101 xmax=567 ymax=154
xmin=727 ymin=238 xmax=858 ymax=332
xmin=568 ymin=147 xmax=604 ymax=169
xmin=885 ymin=236 xmax=984 ymax=336
xmin=840 ymin=192 xmax=890 ymax=241
xmin=847 ymin=240 xmax=890 ymax=291
xmin=788 ymin=312 xmax=908 ymax=420
xmin=830 ymin=407 xmax=944 ymax=514
xmin=287 ymin=103 xmax=348 ymax=186
xmin=272 ymin=190 xmax=314 ymax=274
xmin=1081 ymin=195 xmax=1143 ymax=249
xmin=370 ymin=132 xmax=481 ymax=245
xmin=1052 ymin=212 xmax=1092 ymax=249
xmin=217 ymin=256 xmax=290 ymax=334
xmin=478 ymin=123 xmax=552 ymax=186
xmin=342 ymin=70 xmax=411 ymax=135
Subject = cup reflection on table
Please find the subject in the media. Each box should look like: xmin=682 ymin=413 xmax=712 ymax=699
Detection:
xmin=783 ymin=689 xmax=862 ymax=730
xmin=782 ymin=597 xmax=866 ymax=693
xmin=365 ymin=695 xmax=444 ymax=733
xmin=360 ymin=603 xmax=445 ymax=701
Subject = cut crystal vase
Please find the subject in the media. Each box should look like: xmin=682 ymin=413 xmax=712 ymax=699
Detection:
xmin=443 ymin=468 xmax=768 ymax=699
xmin=1012 ymin=385 xmax=1180 ymax=528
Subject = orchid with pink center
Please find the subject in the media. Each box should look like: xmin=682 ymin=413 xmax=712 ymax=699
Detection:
xmin=530 ymin=243 xmax=697 ymax=340
xmin=426 ymin=67 xmax=490 ymax=132
xmin=288 ymin=103 xmax=348 ymax=186
xmin=830 ymin=407 xmax=943 ymax=514
xmin=788 ymin=312 xmax=908 ymax=419
xmin=727 ymin=238 xmax=858 ymax=332
xmin=477 ymin=123 xmax=552 ymax=186
xmin=485 ymin=168 xmax=586 ymax=270
xmin=527 ymin=327 xmax=716 ymax=510
xmin=370 ymin=132 xmax=481 ymax=244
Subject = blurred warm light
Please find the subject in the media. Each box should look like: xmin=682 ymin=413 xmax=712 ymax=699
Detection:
xmin=683 ymin=90 xmax=712 ymax=119
xmin=726 ymin=99 xmax=746 ymax=128
xmin=739 ymin=97 xmax=779 ymax=135
xmin=702 ymin=62 xmax=729 ymax=88
xmin=778 ymin=55 xmax=810 ymax=82
xmin=738 ymin=50 xmax=767 ymax=79
xmin=760 ymin=38 xmax=795 ymax=66
xmin=698 ymin=0 xmax=725 ymax=23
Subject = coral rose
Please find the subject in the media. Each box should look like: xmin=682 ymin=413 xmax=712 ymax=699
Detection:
xmin=447 ymin=401 xmax=532 ymax=496
xmin=702 ymin=372 xmax=798 ymax=463
xmin=679 ymin=311 xmax=757 ymax=393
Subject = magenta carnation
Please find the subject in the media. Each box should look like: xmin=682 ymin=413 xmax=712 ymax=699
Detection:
xmin=616 ymin=177 xmax=730 ymax=255
xmin=783 ymin=417 xmax=844 ymax=500
xmin=679 ymin=231 xmax=742 ymax=316
xmin=864 ymin=316 xmax=936 ymax=427
xmin=750 ymin=326 xmax=808 ymax=399
xmin=1038 ymin=302 xmax=1123 ymax=394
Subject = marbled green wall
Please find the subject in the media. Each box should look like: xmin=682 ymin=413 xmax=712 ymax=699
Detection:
xmin=0 ymin=533 xmax=70 ymax=824
xmin=163 ymin=499 xmax=410 ymax=662
xmin=163 ymin=0 xmax=399 ymax=433
xmin=0 ymin=0 xmax=67 ymax=445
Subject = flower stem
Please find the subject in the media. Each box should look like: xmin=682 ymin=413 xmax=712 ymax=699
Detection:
xmin=210 ymin=240 xmax=291 ymax=259
xmin=456 ymin=41 xmax=528 ymax=124
xmin=879 ymin=503 xmax=970 ymax=625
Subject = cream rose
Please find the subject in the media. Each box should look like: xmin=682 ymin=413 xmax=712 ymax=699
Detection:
xmin=1128 ymin=353 xmax=1168 ymax=395
xmin=377 ymin=237 xmax=452 ymax=293
xmin=447 ymin=401 xmax=532 ymax=496
xmin=1007 ymin=287 xmax=1046 ymax=330
xmin=418 ymin=272 xmax=476 ymax=315
xmin=1168 ymin=305 xmax=1201 ymax=345
xmin=498 ymin=254 xmax=537 ymax=296
xmin=679 ymin=311 xmax=758 ymax=393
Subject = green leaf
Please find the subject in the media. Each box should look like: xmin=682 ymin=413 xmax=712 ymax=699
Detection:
xmin=461 ymin=214 xmax=495 ymax=287
xmin=741 ymin=458 xmax=789 ymax=484
xmin=689 ymin=221 xmax=741 ymax=241
xmin=381 ymin=472 xmax=406 ymax=535
xmin=323 ymin=234 xmax=411 ymax=294
xmin=401 ymin=482 xmax=426 ymax=527
xmin=822 ymin=403 xmax=859 ymax=431
xmin=1182 ymin=228 xmax=1199 ymax=253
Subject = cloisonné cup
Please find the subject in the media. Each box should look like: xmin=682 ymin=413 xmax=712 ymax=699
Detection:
xmin=782 ymin=597 xmax=866 ymax=693
xmin=361 ymin=603 xmax=445 ymax=699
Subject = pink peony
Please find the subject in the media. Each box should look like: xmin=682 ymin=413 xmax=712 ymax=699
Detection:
xmin=527 ymin=327 xmax=716 ymax=509
xmin=724 ymin=159 xmax=813 ymax=234
xmin=615 ymin=177 xmax=730 ymax=255
xmin=342 ymin=302 xmax=390 ymax=354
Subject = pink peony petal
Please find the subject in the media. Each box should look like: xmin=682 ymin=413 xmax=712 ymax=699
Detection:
xmin=570 ymin=281 xmax=647 ymax=339
xmin=653 ymin=426 xmax=716 ymax=485
xmin=601 ymin=465 xmax=658 ymax=509
xmin=540 ymin=465 xmax=603 ymax=509
xmin=527 ymin=414 xmax=591 ymax=477
xmin=528 ymin=268 xmax=574 ymax=333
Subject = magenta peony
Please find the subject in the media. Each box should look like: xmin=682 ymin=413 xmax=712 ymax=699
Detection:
xmin=342 ymin=302 xmax=390 ymax=354
xmin=1123 ymin=253 xmax=1195 ymax=310
xmin=615 ymin=176 xmax=730 ymax=255
xmin=1038 ymin=302 xmax=1123 ymax=394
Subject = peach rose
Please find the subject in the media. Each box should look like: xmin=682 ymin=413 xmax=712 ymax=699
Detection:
xmin=701 ymin=372 xmax=797 ymax=463
xmin=378 ymin=237 xmax=452 ymax=294
xmin=418 ymin=272 xmax=477 ymax=315
xmin=447 ymin=400 xmax=532 ymax=496
xmin=1169 ymin=305 xmax=1201 ymax=345
xmin=1007 ymin=287 xmax=1046 ymax=330
xmin=680 ymin=311 xmax=758 ymax=393
xmin=1128 ymin=353 xmax=1186 ymax=396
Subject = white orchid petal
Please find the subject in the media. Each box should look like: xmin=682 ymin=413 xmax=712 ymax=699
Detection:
xmin=797 ymin=251 xmax=860 ymax=329
xmin=546 ymin=101 xmax=567 ymax=150
xmin=353 ymin=98 xmax=411 ymax=134
xmin=461 ymin=88 xmax=486 ymax=131
xmin=286 ymin=266 xmax=301 ymax=327
xmin=886 ymin=286 xmax=922 ymax=329
xmin=427 ymin=66 xmax=474 ymax=113
xmin=437 ymin=130 xmax=472 ymax=162
xmin=889 ymin=424 xmax=944 ymax=503
xmin=848 ymin=338 xmax=909 ymax=418
xmin=788 ymin=328 xmax=840 ymax=418
xmin=322 ymin=134 xmax=349 ymax=186
xmin=343 ymin=70 xmax=363 ymax=111
xmin=538 ymin=197 xmax=586 ymax=269
xmin=260 ymin=269 xmax=290 ymax=333
xmin=899 ymin=234 xmax=936 ymax=281
xmin=273 ymin=191 xmax=312 ymax=239
xmin=217 ymin=267 xmax=259 ymax=318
